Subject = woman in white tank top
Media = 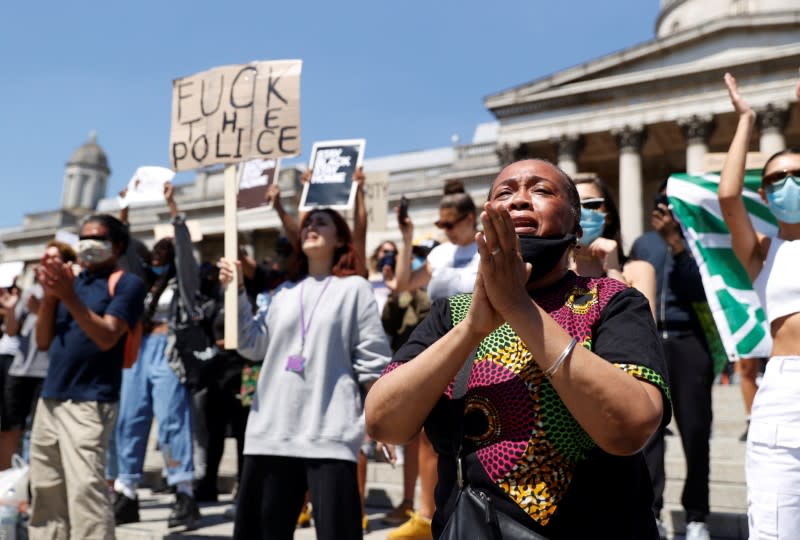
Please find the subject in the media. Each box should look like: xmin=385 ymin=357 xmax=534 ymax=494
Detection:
xmin=719 ymin=72 xmax=800 ymax=539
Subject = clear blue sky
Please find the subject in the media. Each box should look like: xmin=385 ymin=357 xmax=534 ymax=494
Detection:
xmin=0 ymin=0 xmax=659 ymax=229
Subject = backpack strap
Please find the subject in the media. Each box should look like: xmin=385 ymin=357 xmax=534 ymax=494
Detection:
xmin=108 ymin=268 xmax=124 ymax=296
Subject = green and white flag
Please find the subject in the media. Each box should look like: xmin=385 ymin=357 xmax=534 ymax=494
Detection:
xmin=666 ymin=171 xmax=778 ymax=362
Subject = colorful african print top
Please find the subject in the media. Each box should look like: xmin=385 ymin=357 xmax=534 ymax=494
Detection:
xmin=386 ymin=272 xmax=670 ymax=539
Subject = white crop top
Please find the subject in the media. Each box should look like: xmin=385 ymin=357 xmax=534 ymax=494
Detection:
xmin=149 ymin=287 xmax=174 ymax=324
xmin=753 ymin=238 xmax=800 ymax=324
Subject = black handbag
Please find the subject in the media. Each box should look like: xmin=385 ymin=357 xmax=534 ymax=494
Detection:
xmin=439 ymin=349 xmax=549 ymax=540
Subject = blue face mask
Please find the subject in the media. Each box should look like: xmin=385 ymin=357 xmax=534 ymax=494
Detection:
xmin=766 ymin=176 xmax=800 ymax=224
xmin=151 ymin=264 xmax=170 ymax=276
xmin=578 ymin=208 xmax=607 ymax=246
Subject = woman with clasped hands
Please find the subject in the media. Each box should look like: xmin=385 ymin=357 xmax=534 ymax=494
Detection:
xmin=366 ymin=159 xmax=670 ymax=539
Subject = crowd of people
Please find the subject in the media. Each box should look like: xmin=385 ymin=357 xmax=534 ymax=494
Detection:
xmin=0 ymin=71 xmax=798 ymax=540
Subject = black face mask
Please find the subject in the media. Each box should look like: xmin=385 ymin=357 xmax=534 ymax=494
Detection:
xmin=518 ymin=234 xmax=576 ymax=284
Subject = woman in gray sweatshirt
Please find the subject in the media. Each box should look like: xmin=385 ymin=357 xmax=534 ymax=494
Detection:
xmin=219 ymin=207 xmax=391 ymax=540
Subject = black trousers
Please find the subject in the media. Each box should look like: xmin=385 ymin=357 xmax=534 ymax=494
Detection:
xmin=195 ymin=369 xmax=249 ymax=499
xmin=643 ymin=331 xmax=713 ymax=523
xmin=233 ymin=455 xmax=362 ymax=540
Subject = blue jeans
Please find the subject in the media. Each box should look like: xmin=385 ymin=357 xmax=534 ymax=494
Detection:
xmin=115 ymin=332 xmax=194 ymax=485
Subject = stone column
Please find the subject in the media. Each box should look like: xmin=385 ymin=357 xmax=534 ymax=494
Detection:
xmin=552 ymin=135 xmax=582 ymax=177
xmin=613 ymin=126 xmax=646 ymax=251
xmin=81 ymin=174 xmax=99 ymax=210
xmin=679 ymin=115 xmax=714 ymax=175
xmin=758 ymin=104 xmax=789 ymax=156
xmin=495 ymin=143 xmax=528 ymax=167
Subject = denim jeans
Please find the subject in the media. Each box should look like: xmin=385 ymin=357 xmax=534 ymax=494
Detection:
xmin=115 ymin=332 xmax=194 ymax=485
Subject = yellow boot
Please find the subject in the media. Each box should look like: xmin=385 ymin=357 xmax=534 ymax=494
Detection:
xmin=296 ymin=502 xmax=312 ymax=528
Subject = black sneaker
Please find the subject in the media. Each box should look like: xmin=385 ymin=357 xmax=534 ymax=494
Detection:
xmin=151 ymin=477 xmax=176 ymax=494
xmin=167 ymin=492 xmax=201 ymax=529
xmin=114 ymin=493 xmax=140 ymax=525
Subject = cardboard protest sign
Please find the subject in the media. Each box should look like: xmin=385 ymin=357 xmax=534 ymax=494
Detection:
xmin=238 ymin=159 xmax=280 ymax=210
xmin=299 ymin=139 xmax=365 ymax=211
xmin=0 ymin=261 xmax=24 ymax=288
xmin=169 ymin=60 xmax=302 ymax=172
xmin=119 ymin=166 xmax=176 ymax=208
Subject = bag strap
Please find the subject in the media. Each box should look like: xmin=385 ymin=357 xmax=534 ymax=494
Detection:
xmin=108 ymin=268 xmax=124 ymax=296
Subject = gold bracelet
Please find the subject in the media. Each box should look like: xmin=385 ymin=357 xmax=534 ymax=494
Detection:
xmin=544 ymin=337 xmax=578 ymax=378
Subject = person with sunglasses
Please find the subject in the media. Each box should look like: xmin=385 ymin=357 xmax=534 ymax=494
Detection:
xmin=719 ymin=71 xmax=800 ymax=539
xmin=388 ymin=181 xmax=479 ymax=540
xmin=571 ymin=175 xmax=657 ymax=318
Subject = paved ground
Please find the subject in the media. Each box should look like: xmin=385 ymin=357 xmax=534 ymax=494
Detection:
xmin=116 ymin=489 xmax=403 ymax=540
xmin=114 ymin=384 xmax=749 ymax=539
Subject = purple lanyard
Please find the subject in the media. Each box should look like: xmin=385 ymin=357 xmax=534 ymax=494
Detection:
xmin=299 ymin=276 xmax=333 ymax=351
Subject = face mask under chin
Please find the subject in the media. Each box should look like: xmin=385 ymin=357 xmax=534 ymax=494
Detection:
xmin=517 ymin=233 xmax=576 ymax=284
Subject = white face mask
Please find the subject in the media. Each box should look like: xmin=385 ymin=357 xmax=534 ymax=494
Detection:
xmin=77 ymin=239 xmax=113 ymax=264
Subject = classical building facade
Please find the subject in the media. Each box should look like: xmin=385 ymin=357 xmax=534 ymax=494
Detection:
xmin=2 ymin=0 xmax=799 ymax=276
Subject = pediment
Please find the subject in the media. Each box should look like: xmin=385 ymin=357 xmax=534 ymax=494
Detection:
xmin=485 ymin=13 xmax=800 ymax=117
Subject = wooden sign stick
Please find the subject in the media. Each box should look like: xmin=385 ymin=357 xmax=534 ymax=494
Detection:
xmin=223 ymin=164 xmax=239 ymax=350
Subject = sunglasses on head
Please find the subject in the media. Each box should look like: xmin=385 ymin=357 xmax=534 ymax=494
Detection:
xmin=435 ymin=214 xmax=468 ymax=230
xmin=762 ymin=168 xmax=800 ymax=189
xmin=580 ymin=197 xmax=605 ymax=211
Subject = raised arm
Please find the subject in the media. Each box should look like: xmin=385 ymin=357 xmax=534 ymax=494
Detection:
xmin=393 ymin=212 xmax=432 ymax=292
xmin=166 ymin=183 xmax=200 ymax=314
xmin=267 ymin=182 xmax=301 ymax=252
xmin=718 ymin=73 xmax=766 ymax=281
xmin=352 ymin=167 xmax=368 ymax=270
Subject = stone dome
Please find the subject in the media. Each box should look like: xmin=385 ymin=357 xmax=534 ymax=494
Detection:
xmin=67 ymin=131 xmax=110 ymax=175
xmin=657 ymin=0 xmax=799 ymax=37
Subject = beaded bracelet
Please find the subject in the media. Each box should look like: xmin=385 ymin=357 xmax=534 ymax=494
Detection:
xmin=544 ymin=337 xmax=578 ymax=378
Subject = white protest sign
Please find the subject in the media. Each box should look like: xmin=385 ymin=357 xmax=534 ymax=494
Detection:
xmin=0 ymin=261 xmax=24 ymax=288
xmin=119 ymin=166 xmax=176 ymax=208
xmin=169 ymin=60 xmax=302 ymax=172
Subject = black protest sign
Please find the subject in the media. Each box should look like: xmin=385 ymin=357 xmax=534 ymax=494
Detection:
xmin=238 ymin=159 xmax=280 ymax=210
xmin=169 ymin=60 xmax=302 ymax=172
xmin=299 ymin=139 xmax=365 ymax=211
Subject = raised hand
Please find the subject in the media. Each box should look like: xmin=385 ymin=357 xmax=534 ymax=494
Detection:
xmin=724 ymin=72 xmax=755 ymax=119
xmin=353 ymin=166 xmax=365 ymax=188
xmin=37 ymin=258 xmax=74 ymax=301
xmin=265 ymin=182 xmax=281 ymax=207
xmin=0 ymin=288 xmax=19 ymax=311
xmin=587 ymin=237 xmax=621 ymax=273
xmin=164 ymin=181 xmax=175 ymax=202
xmin=476 ymin=203 xmax=532 ymax=318
xmin=300 ymin=169 xmax=312 ymax=184
xmin=217 ymin=258 xmax=243 ymax=290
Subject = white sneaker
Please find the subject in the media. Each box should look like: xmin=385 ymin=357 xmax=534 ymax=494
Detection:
xmin=686 ymin=521 xmax=710 ymax=540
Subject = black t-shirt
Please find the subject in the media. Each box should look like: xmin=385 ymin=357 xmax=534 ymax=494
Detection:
xmin=387 ymin=272 xmax=670 ymax=539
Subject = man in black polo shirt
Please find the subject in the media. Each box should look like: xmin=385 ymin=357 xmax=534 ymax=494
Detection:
xmin=629 ymin=186 xmax=713 ymax=540
xmin=30 ymin=215 xmax=145 ymax=540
